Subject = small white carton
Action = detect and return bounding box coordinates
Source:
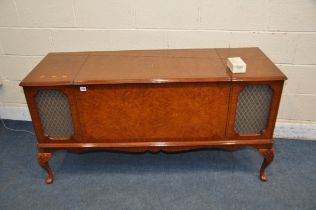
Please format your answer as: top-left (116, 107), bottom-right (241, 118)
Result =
top-left (227, 57), bottom-right (247, 73)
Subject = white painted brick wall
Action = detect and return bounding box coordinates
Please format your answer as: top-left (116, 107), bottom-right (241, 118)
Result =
top-left (15, 0), bottom-right (75, 27)
top-left (167, 31), bottom-right (229, 48)
top-left (268, 0), bottom-right (316, 32)
top-left (293, 34), bottom-right (316, 65)
top-left (0, 103), bottom-right (31, 121)
top-left (0, 40), bottom-right (4, 54)
top-left (0, 0), bottom-right (315, 123)
top-left (0, 55), bottom-right (43, 80)
top-left (279, 95), bottom-right (316, 121)
top-left (0, 80), bottom-right (25, 103)
top-left (0, 0), bottom-right (19, 27)
top-left (107, 30), bottom-right (168, 50)
top-left (279, 65), bottom-right (316, 95)
top-left (0, 28), bottom-right (53, 55)
top-left (135, 0), bottom-right (199, 29)
top-left (200, 0), bottom-right (270, 31)
top-left (230, 32), bottom-right (297, 64)
top-left (52, 29), bottom-right (168, 52)
top-left (52, 29), bottom-right (110, 52)
top-left (75, 0), bottom-right (135, 28)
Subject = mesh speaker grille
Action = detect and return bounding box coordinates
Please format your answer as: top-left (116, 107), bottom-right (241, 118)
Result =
top-left (234, 85), bottom-right (273, 134)
top-left (35, 90), bottom-right (74, 138)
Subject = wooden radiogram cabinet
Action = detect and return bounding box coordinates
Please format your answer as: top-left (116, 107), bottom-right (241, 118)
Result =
top-left (20, 48), bottom-right (287, 184)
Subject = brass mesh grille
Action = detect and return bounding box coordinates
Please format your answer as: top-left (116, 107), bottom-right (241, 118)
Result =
top-left (234, 85), bottom-right (273, 134)
top-left (35, 90), bottom-right (74, 138)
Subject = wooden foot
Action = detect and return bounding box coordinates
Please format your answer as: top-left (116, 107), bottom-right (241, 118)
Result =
top-left (37, 152), bottom-right (53, 184)
top-left (258, 148), bottom-right (274, 182)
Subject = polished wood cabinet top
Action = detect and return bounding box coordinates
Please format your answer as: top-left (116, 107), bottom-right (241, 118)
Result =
top-left (20, 48), bottom-right (287, 87)
top-left (20, 53), bottom-right (88, 86)
top-left (216, 48), bottom-right (287, 81)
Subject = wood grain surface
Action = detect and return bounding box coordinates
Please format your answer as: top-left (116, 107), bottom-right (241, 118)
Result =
top-left (20, 53), bottom-right (88, 86)
top-left (20, 48), bottom-right (287, 87)
top-left (74, 55), bottom-right (229, 84)
top-left (20, 48), bottom-right (287, 183)
top-left (75, 82), bottom-right (230, 142)
top-left (216, 48), bottom-right (287, 81)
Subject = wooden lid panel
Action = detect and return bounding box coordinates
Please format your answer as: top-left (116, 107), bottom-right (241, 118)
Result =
top-left (229, 57), bottom-right (287, 81)
top-left (216, 48), bottom-right (287, 81)
top-left (20, 48), bottom-right (287, 87)
top-left (216, 48), bottom-right (266, 60)
top-left (75, 55), bottom-right (229, 85)
top-left (20, 53), bottom-right (88, 86)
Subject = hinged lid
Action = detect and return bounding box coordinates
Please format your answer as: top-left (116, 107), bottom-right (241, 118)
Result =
top-left (20, 52), bottom-right (88, 86)
top-left (75, 49), bottom-right (229, 85)
top-left (216, 48), bottom-right (287, 81)
top-left (20, 48), bottom-right (287, 87)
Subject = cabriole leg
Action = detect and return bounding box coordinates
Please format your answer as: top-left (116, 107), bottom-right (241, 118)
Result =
top-left (37, 152), bottom-right (53, 184)
top-left (258, 148), bottom-right (274, 182)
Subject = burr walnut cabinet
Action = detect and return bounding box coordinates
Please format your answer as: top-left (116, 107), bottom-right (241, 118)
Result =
top-left (20, 48), bottom-right (287, 184)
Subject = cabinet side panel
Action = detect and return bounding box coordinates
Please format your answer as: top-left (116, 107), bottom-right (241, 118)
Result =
top-left (35, 89), bottom-right (74, 138)
top-left (24, 87), bottom-right (46, 143)
top-left (23, 86), bottom-right (82, 143)
top-left (75, 83), bottom-right (230, 142)
top-left (227, 81), bottom-right (284, 140)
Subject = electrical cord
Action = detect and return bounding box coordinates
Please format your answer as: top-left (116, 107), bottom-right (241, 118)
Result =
top-left (0, 118), bottom-right (35, 135)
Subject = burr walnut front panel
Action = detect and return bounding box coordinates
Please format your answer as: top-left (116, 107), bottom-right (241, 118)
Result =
top-left (75, 82), bottom-right (230, 142)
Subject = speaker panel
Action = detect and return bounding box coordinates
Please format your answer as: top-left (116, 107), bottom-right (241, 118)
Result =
top-left (234, 85), bottom-right (273, 135)
top-left (35, 89), bottom-right (74, 139)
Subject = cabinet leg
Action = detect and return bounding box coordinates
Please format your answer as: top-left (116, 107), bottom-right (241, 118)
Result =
top-left (37, 152), bottom-right (54, 184)
top-left (258, 148), bottom-right (274, 182)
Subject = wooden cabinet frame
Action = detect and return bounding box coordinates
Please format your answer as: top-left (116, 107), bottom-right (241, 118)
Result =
top-left (20, 48), bottom-right (287, 184)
